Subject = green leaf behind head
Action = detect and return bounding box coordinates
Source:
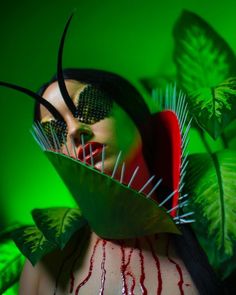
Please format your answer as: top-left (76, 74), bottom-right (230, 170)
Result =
top-left (185, 150), bottom-right (236, 279)
top-left (173, 10), bottom-right (236, 93)
top-left (0, 239), bottom-right (24, 294)
top-left (11, 226), bottom-right (57, 266)
top-left (32, 207), bottom-right (87, 249)
top-left (189, 77), bottom-right (236, 139)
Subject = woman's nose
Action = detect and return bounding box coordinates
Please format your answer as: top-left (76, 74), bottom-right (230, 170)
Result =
top-left (67, 119), bottom-right (93, 146)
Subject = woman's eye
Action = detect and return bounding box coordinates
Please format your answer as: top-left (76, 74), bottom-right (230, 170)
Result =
top-left (41, 120), bottom-right (67, 149)
top-left (75, 85), bottom-right (112, 124)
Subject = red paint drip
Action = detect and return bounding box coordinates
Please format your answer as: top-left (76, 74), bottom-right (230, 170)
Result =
top-left (126, 271), bottom-right (136, 295)
top-left (119, 241), bottom-right (128, 295)
top-left (146, 237), bottom-right (162, 295)
top-left (99, 240), bottom-right (107, 295)
top-left (119, 241), bottom-right (135, 295)
top-left (136, 239), bottom-right (147, 295)
top-left (74, 238), bottom-right (101, 295)
top-left (167, 239), bottom-right (184, 295)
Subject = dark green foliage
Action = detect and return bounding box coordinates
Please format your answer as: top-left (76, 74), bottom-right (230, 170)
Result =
top-left (184, 150), bottom-right (236, 279)
top-left (11, 225), bottom-right (57, 266)
top-left (0, 238), bottom-right (24, 294)
top-left (32, 207), bottom-right (87, 249)
top-left (174, 11), bottom-right (236, 139)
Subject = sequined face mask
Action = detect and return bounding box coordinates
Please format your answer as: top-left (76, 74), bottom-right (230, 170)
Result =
top-left (41, 84), bottom-right (113, 148)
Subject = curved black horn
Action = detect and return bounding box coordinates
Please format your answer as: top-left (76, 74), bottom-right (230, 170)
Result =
top-left (57, 13), bottom-right (77, 115)
top-left (0, 81), bottom-right (65, 121)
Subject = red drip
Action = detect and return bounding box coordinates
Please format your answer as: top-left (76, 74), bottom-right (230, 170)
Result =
top-left (146, 237), bottom-right (162, 295)
top-left (167, 239), bottom-right (184, 295)
top-left (120, 241), bottom-right (128, 295)
top-left (99, 240), bottom-right (107, 295)
top-left (126, 271), bottom-right (136, 295)
top-left (136, 239), bottom-right (147, 295)
top-left (119, 241), bottom-right (135, 295)
top-left (74, 238), bottom-right (101, 295)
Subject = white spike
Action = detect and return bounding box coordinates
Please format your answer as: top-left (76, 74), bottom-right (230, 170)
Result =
top-left (70, 136), bottom-right (78, 159)
top-left (80, 133), bottom-right (86, 163)
top-left (178, 182), bottom-right (185, 193)
top-left (175, 219), bottom-right (195, 224)
top-left (32, 125), bottom-right (47, 149)
top-left (181, 160), bottom-right (189, 176)
top-left (101, 144), bottom-right (105, 173)
top-left (179, 101), bottom-right (188, 128)
top-left (146, 178), bottom-right (162, 198)
top-left (111, 151), bottom-right (122, 178)
top-left (89, 144), bottom-right (94, 166)
top-left (172, 83), bottom-right (177, 112)
top-left (139, 175), bottom-right (155, 193)
top-left (180, 109), bottom-right (189, 134)
top-left (37, 121), bottom-right (53, 150)
top-left (182, 119), bottom-right (192, 147)
top-left (176, 92), bottom-right (184, 117)
top-left (174, 211), bottom-right (194, 220)
top-left (180, 171), bottom-right (186, 185)
top-left (120, 162), bottom-right (125, 183)
top-left (128, 166), bottom-right (139, 188)
top-left (181, 152), bottom-right (189, 168)
top-left (167, 200), bottom-right (189, 213)
top-left (62, 133), bottom-right (70, 157)
top-left (182, 137), bottom-right (190, 157)
top-left (179, 193), bottom-right (188, 201)
top-left (158, 189), bottom-right (177, 207)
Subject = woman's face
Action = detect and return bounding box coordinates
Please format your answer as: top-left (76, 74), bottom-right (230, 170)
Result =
top-left (40, 79), bottom-right (142, 173)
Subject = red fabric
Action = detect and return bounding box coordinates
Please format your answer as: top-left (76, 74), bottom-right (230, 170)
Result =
top-left (151, 111), bottom-right (182, 217)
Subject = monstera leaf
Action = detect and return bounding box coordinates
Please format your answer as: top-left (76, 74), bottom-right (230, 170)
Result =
top-left (45, 151), bottom-right (180, 239)
top-left (173, 10), bottom-right (236, 93)
top-left (12, 226), bottom-right (57, 266)
top-left (188, 78), bottom-right (236, 139)
top-left (0, 239), bottom-right (24, 294)
top-left (184, 149), bottom-right (236, 279)
top-left (32, 207), bottom-right (87, 249)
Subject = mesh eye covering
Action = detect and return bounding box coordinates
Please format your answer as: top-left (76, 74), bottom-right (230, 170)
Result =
top-left (75, 85), bottom-right (113, 124)
top-left (41, 85), bottom-right (113, 147)
top-left (41, 120), bottom-right (67, 148)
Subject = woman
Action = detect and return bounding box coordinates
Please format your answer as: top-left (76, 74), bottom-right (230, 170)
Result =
top-left (15, 68), bottom-right (221, 295)
top-left (0, 15), bottom-right (223, 295)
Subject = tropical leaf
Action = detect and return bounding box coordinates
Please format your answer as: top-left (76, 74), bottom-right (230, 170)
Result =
top-left (189, 77), bottom-right (236, 139)
top-left (2, 282), bottom-right (19, 295)
top-left (0, 239), bottom-right (24, 294)
top-left (45, 151), bottom-right (180, 239)
top-left (32, 207), bottom-right (87, 249)
top-left (184, 149), bottom-right (236, 279)
top-left (11, 226), bottom-right (57, 266)
top-left (173, 10), bottom-right (236, 93)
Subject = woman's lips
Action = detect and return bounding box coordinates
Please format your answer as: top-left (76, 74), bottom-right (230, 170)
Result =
top-left (77, 142), bottom-right (104, 164)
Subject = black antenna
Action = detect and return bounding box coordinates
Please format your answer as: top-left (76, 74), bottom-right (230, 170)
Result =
top-left (0, 81), bottom-right (65, 121)
top-left (57, 13), bottom-right (77, 115)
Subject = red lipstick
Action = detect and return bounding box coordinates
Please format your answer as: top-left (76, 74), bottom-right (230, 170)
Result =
top-left (77, 142), bottom-right (103, 164)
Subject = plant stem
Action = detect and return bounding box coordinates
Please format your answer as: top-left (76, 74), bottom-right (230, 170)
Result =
top-left (198, 128), bottom-right (212, 155)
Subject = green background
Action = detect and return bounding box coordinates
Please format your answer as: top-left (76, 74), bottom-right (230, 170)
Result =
top-left (0, 0), bottom-right (236, 227)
